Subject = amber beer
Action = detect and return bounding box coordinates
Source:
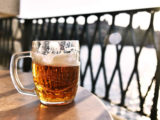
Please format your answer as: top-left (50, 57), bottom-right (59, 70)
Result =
top-left (32, 62), bottom-right (79, 104)
top-left (10, 40), bottom-right (79, 105)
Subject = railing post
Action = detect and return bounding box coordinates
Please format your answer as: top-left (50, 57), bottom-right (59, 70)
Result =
top-left (151, 38), bottom-right (160, 120)
top-left (150, 11), bottom-right (159, 120)
top-left (21, 19), bottom-right (32, 71)
top-left (150, 60), bottom-right (160, 120)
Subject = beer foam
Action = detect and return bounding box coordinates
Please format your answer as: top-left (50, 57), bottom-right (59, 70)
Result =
top-left (31, 52), bottom-right (80, 66)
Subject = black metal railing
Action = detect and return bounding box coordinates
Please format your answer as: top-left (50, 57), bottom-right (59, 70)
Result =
top-left (0, 7), bottom-right (160, 120)
top-left (0, 18), bottom-right (14, 68)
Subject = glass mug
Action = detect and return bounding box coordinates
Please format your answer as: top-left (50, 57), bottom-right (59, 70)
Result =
top-left (10, 40), bottom-right (80, 105)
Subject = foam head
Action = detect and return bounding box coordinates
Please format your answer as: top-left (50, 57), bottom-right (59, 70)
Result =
top-left (31, 52), bottom-right (80, 66)
top-left (31, 40), bottom-right (80, 66)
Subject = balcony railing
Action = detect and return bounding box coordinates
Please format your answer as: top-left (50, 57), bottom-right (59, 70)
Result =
top-left (0, 7), bottom-right (160, 120)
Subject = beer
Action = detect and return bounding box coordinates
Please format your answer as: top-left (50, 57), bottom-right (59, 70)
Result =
top-left (32, 62), bottom-right (79, 104)
top-left (10, 40), bottom-right (80, 105)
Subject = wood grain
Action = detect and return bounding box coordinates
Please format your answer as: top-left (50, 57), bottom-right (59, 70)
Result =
top-left (0, 70), bottom-right (113, 120)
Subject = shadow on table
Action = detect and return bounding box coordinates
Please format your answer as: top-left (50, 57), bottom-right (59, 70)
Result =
top-left (0, 83), bottom-right (33, 99)
top-left (0, 73), bottom-right (10, 79)
top-left (0, 89), bottom-right (17, 98)
top-left (0, 100), bottom-right (77, 120)
top-left (0, 90), bottom-right (93, 120)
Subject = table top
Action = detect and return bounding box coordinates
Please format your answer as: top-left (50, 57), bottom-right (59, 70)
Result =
top-left (0, 70), bottom-right (113, 120)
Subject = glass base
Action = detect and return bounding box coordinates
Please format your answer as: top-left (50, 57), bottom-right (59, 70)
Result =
top-left (40, 99), bottom-right (73, 106)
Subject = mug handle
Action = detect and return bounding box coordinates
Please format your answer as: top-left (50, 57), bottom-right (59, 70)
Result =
top-left (10, 51), bottom-right (36, 96)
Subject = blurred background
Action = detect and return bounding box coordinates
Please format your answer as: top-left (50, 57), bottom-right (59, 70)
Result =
top-left (0, 0), bottom-right (160, 120)
top-left (19, 0), bottom-right (160, 30)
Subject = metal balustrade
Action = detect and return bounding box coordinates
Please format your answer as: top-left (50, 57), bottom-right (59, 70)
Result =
top-left (0, 7), bottom-right (160, 120)
top-left (0, 18), bottom-right (14, 68)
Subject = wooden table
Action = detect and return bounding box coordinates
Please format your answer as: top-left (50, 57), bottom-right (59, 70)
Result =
top-left (0, 70), bottom-right (113, 120)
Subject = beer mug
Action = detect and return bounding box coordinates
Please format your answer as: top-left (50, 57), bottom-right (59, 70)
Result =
top-left (10, 40), bottom-right (80, 105)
